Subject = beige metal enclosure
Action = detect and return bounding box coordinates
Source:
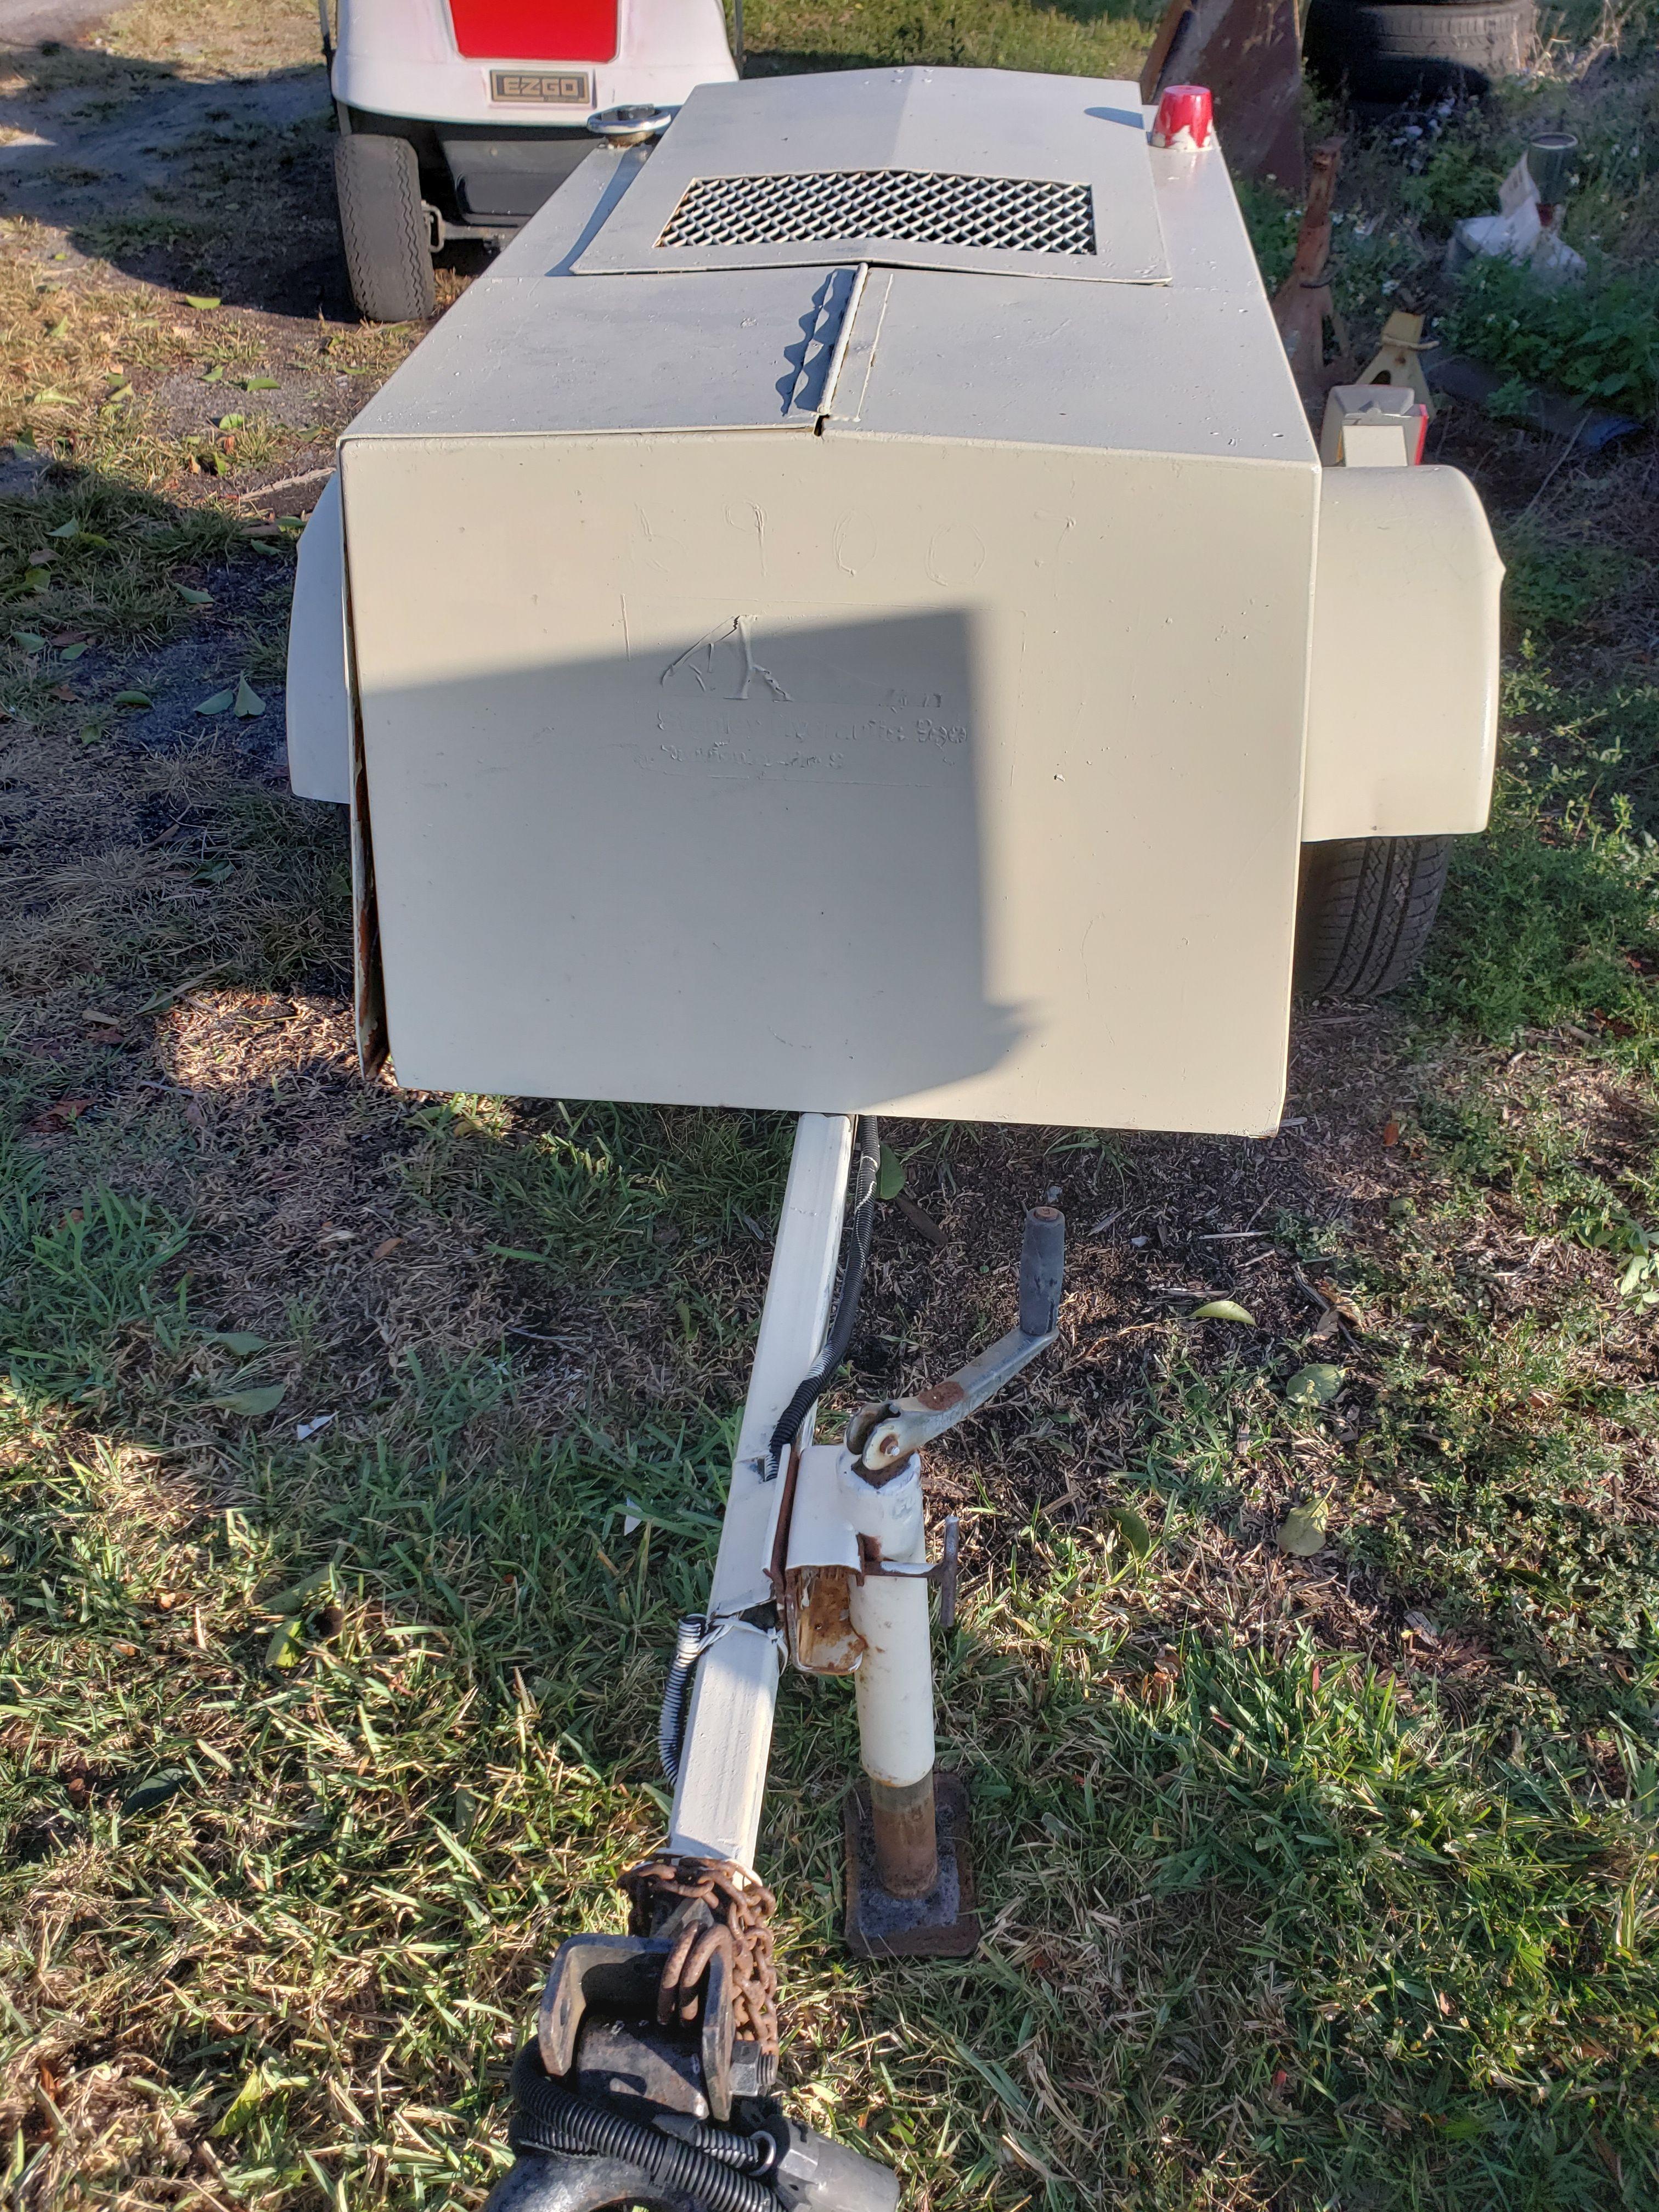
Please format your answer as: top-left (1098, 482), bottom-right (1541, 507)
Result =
top-left (290, 67), bottom-right (1502, 1136)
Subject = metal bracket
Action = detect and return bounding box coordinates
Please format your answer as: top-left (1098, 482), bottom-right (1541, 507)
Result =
top-left (495, 1897), bottom-right (898, 2212)
top-left (423, 201), bottom-right (517, 251)
top-left (776, 1446), bottom-right (961, 1669)
top-left (536, 1856), bottom-right (780, 2130)
top-left (856, 1518), bottom-right (959, 1630)
top-left (535, 1933), bottom-right (750, 2120)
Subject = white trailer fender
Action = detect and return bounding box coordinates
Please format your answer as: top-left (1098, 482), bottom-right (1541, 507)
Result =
top-left (1302, 464), bottom-right (1504, 842)
top-left (285, 473), bottom-right (352, 806)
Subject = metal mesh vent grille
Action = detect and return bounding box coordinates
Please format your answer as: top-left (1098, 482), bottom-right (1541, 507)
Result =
top-left (656, 167), bottom-right (1096, 256)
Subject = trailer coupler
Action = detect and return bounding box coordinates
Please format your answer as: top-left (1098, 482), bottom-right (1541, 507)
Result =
top-left (484, 1854), bottom-right (898, 2212)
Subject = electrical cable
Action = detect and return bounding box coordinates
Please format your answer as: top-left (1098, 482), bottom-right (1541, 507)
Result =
top-left (509, 2046), bottom-right (777, 2212)
top-left (658, 1616), bottom-right (706, 1786)
top-left (766, 1115), bottom-right (879, 1477)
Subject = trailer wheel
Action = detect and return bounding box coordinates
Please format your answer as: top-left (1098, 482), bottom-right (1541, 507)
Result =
top-left (1295, 836), bottom-right (1451, 997)
top-left (335, 133), bottom-right (435, 324)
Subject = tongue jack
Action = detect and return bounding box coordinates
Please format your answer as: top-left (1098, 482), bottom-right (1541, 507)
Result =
top-left (840, 1206), bottom-right (1065, 1957)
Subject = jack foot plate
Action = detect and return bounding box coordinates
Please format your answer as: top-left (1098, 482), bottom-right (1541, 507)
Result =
top-left (843, 1771), bottom-right (979, 1960)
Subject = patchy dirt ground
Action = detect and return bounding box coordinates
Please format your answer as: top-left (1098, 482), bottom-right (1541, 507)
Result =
top-left (0, 9), bottom-right (335, 303)
top-left (0, 2), bottom-right (112, 46)
top-left (0, 0), bottom-right (456, 531)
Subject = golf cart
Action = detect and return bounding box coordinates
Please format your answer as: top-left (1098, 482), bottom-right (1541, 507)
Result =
top-left (325, 0), bottom-right (737, 321)
top-left (284, 64), bottom-right (1502, 2207)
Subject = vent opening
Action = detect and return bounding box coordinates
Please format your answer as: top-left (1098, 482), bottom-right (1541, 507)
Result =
top-left (656, 168), bottom-right (1097, 256)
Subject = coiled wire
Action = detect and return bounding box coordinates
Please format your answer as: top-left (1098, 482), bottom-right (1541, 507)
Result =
top-left (509, 2045), bottom-right (777, 2212)
top-left (658, 1616), bottom-right (707, 1787)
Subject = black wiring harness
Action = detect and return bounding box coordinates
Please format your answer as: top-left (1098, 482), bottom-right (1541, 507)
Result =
top-left (765, 1114), bottom-right (880, 1478)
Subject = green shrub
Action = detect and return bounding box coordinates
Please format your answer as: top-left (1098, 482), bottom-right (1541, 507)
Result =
top-left (1417, 663), bottom-right (1659, 1039)
top-left (1235, 174), bottom-right (1298, 295)
top-left (1439, 253), bottom-right (1659, 418)
top-left (1400, 138), bottom-right (1508, 229)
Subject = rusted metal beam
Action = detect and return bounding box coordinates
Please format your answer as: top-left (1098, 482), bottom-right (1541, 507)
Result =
top-left (1140, 0), bottom-right (1307, 193)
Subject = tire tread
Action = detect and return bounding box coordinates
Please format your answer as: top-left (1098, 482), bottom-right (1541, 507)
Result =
top-left (1296, 836), bottom-right (1452, 998)
top-left (335, 133), bottom-right (435, 325)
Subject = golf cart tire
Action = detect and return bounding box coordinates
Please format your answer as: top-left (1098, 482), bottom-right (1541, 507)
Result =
top-left (336, 132), bottom-right (435, 325)
top-left (1296, 835), bottom-right (1451, 998)
top-left (1304, 0), bottom-right (1535, 100)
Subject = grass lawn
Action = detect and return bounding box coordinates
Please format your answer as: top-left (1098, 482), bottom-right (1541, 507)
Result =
top-left (2, 1), bottom-right (1659, 2207)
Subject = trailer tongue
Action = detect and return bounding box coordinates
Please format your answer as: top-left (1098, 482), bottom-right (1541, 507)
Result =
top-left (481, 1115), bottom-right (1063, 2212)
top-left (285, 63), bottom-right (1501, 2207)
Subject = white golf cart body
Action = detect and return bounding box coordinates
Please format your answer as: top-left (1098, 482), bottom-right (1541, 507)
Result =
top-left (332, 0), bottom-right (735, 227)
top-left (288, 66), bottom-right (1501, 1137)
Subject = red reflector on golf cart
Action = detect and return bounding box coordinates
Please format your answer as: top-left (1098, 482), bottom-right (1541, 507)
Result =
top-left (449, 0), bottom-right (618, 64)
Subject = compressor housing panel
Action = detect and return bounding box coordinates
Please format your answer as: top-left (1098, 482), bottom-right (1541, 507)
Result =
top-left (341, 428), bottom-right (1315, 1132)
top-left (328, 67), bottom-right (1337, 1132)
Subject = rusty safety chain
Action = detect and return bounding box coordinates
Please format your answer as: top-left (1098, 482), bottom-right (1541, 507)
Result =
top-left (620, 1854), bottom-right (779, 2057)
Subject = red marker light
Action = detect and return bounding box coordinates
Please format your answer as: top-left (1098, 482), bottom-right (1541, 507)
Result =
top-left (1151, 83), bottom-right (1214, 152)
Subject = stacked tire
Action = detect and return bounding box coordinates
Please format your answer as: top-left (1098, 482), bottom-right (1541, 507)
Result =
top-left (1303, 0), bottom-right (1536, 102)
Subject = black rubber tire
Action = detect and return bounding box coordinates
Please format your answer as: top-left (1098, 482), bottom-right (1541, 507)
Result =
top-left (1295, 836), bottom-right (1452, 997)
top-left (1304, 0), bottom-right (1535, 101)
top-left (335, 132), bottom-right (435, 324)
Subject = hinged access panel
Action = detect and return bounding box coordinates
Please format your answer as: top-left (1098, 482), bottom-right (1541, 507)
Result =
top-left (574, 67), bottom-right (1170, 284)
